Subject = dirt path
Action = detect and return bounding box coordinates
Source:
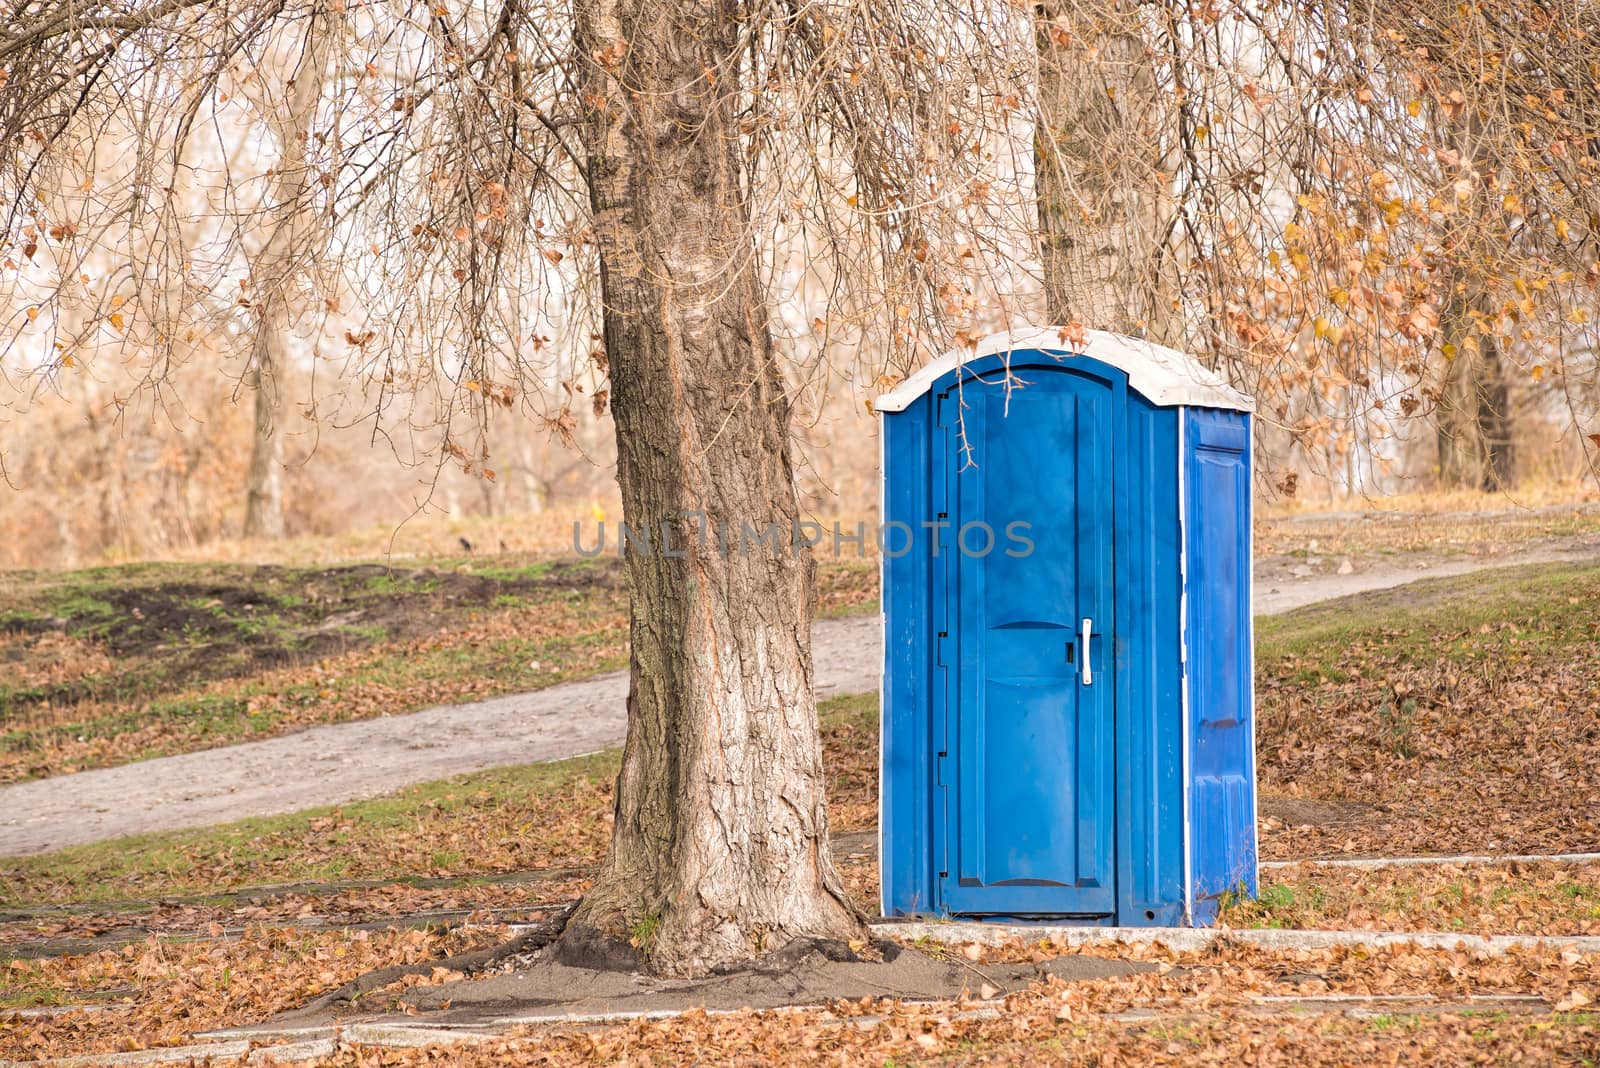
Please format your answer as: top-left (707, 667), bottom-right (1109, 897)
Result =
top-left (4, 537), bottom-right (1597, 858)
top-left (1253, 538), bottom-right (1600, 614)
top-left (0, 614), bottom-right (876, 857)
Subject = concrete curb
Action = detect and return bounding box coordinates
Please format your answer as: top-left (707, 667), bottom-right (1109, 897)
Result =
top-left (15, 1042), bottom-right (252, 1067)
top-left (244, 1039), bottom-right (337, 1065)
top-left (874, 920), bottom-right (1600, 956)
top-left (2, 1005), bottom-right (124, 1019)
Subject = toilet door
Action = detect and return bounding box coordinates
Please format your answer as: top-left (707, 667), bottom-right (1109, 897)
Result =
top-left (935, 367), bottom-right (1116, 917)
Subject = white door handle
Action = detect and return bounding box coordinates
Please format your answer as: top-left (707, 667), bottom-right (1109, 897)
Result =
top-left (1080, 617), bottom-right (1093, 686)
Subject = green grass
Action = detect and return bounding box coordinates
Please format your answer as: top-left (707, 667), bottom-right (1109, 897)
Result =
top-left (0, 554), bottom-right (877, 781)
top-left (1362, 1010), bottom-right (1600, 1038)
top-left (469, 561), bottom-right (558, 583)
top-left (0, 750), bottom-right (622, 908)
top-left (1220, 881), bottom-right (1328, 929)
top-left (0, 630), bottom-right (628, 769)
top-left (362, 572), bottom-right (441, 595)
top-left (1256, 560), bottom-right (1600, 681)
top-left (0, 975), bottom-right (123, 1011)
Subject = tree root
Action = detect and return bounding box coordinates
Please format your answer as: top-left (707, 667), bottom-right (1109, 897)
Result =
top-left (297, 901), bottom-right (578, 1015)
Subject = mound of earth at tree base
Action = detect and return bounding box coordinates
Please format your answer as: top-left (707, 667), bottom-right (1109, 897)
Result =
top-left (339, 937), bottom-right (1153, 1026)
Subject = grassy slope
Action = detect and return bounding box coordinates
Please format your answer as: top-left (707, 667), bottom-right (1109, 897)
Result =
top-left (1254, 500), bottom-right (1600, 560)
top-left (4, 560), bottom-right (1598, 922)
top-left (0, 556), bottom-right (876, 782)
top-left (1255, 560), bottom-right (1600, 858)
top-left (0, 694), bottom-right (879, 908)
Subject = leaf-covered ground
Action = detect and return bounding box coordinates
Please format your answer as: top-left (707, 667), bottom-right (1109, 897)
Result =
top-left (0, 557), bottom-right (876, 783)
top-left (1, 924), bottom-right (509, 1059)
top-left (3, 661), bottom-right (1598, 1062)
top-left (0, 698), bottom-right (884, 1060)
top-left (4, 930), bottom-right (1598, 1063)
top-left (1227, 861), bottom-right (1600, 936)
top-left (1256, 560), bottom-right (1600, 859)
top-left (475, 933), bottom-right (1600, 1066)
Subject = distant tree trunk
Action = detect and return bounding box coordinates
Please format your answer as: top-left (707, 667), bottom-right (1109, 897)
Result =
top-left (563, 0), bottom-right (862, 975)
top-left (1433, 114), bottom-right (1515, 492)
top-left (1435, 277), bottom-right (1515, 490)
top-left (243, 6), bottom-right (334, 539)
top-left (243, 356), bottom-right (286, 539)
top-left (517, 440), bottom-right (549, 515)
top-left (1034, 1), bottom-right (1175, 340)
top-left (86, 403), bottom-right (128, 556)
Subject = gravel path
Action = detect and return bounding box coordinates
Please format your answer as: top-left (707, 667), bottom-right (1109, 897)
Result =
top-left (3, 541), bottom-right (1596, 858)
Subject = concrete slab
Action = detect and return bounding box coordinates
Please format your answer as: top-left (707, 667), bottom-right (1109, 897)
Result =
top-left (342, 1023), bottom-right (498, 1047)
top-left (875, 920), bottom-right (1600, 957)
top-left (246, 1039), bottom-right (338, 1064)
top-left (193, 1026), bottom-right (338, 1044)
top-left (2, 1005), bottom-right (124, 1019)
top-left (1263, 851), bottom-right (1600, 870)
top-left (32, 1041), bottom-right (251, 1067)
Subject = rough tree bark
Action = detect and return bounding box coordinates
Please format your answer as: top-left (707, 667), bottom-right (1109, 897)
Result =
top-left (562, 0), bottom-right (864, 975)
top-left (243, 7), bottom-right (334, 540)
top-left (1034, 1), bottom-right (1175, 340)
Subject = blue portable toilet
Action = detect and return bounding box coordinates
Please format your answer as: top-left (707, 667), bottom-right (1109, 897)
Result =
top-left (876, 327), bottom-right (1255, 926)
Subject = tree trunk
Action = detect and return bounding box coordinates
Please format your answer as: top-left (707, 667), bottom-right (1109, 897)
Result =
top-left (1034, 1), bottom-right (1175, 340)
top-left (564, 0), bottom-right (862, 975)
top-left (1435, 278), bottom-right (1515, 490)
top-left (518, 440), bottom-right (549, 515)
top-left (1433, 113), bottom-right (1515, 492)
top-left (243, 359), bottom-right (286, 539)
top-left (243, 6), bottom-right (335, 539)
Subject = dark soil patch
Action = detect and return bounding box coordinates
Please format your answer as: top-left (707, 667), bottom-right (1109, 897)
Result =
top-left (347, 937), bottom-right (1151, 1025)
top-left (1260, 797), bottom-right (1377, 831)
top-left (0, 557), bottom-right (625, 710)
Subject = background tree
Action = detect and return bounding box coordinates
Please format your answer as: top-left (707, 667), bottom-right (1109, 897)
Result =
top-left (1033, 0), bottom-right (1176, 340)
top-left (239, 5), bottom-right (339, 538)
top-left (1028, 0), bottom-right (1600, 493)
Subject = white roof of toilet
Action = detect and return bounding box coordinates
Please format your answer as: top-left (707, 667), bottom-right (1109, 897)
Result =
top-left (872, 327), bottom-right (1255, 414)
